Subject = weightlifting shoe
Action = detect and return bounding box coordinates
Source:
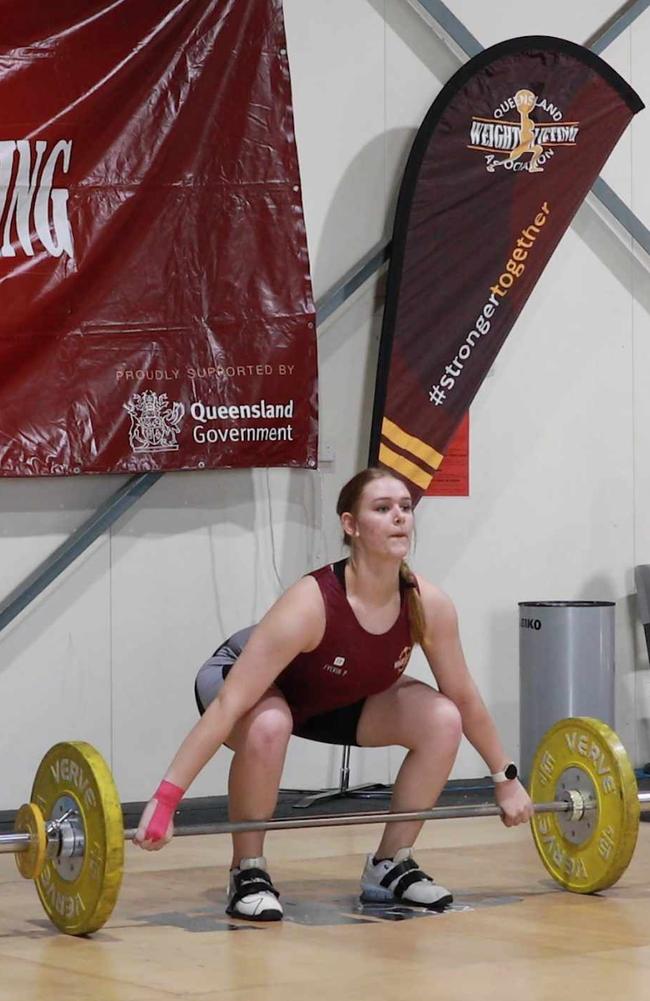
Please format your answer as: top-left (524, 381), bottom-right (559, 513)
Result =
top-left (360, 847), bottom-right (453, 909)
top-left (226, 856), bottom-right (283, 921)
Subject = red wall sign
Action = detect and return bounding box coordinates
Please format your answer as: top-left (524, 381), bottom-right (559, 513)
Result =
top-left (0, 0), bottom-right (317, 476)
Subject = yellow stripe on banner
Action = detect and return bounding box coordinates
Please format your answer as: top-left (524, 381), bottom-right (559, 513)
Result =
top-left (378, 443), bottom-right (433, 491)
top-left (381, 418), bottom-right (444, 471)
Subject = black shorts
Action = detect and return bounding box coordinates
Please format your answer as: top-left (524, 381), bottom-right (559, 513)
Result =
top-left (194, 631), bottom-right (364, 746)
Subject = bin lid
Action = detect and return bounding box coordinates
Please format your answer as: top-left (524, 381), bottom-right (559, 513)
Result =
top-left (518, 601), bottom-right (615, 607)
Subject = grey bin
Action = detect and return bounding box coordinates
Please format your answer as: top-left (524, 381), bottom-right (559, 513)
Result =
top-left (519, 601), bottom-right (615, 782)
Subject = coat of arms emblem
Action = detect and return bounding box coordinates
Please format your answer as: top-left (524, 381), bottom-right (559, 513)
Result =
top-left (124, 390), bottom-right (185, 452)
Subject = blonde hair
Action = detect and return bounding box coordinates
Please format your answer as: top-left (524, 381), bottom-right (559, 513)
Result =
top-left (336, 468), bottom-right (426, 646)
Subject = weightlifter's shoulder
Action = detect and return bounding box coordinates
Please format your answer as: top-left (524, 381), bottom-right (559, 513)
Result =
top-left (254, 573), bottom-right (325, 652)
top-left (414, 576), bottom-right (459, 628)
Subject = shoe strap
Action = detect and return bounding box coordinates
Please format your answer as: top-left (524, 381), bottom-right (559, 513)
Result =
top-left (391, 869), bottom-right (435, 899)
top-left (380, 857), bottom-right (433, 898)
top-left (230, 868), bottom-right (280, 906)
top-left (379, 857), bottom-right (418, 888)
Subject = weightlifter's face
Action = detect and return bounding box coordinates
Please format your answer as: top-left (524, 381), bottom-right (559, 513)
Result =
top-left (347, 476), bottom-right (413, 558)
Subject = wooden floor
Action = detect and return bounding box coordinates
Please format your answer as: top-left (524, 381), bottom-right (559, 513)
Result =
top-left (2, 817), bottom-right (650, 1001)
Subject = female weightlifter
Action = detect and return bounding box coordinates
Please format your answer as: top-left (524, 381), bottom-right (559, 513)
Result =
top-left (135, 467), bottom-right (533, 920)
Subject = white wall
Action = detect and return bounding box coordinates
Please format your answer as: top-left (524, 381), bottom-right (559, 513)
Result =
top-left (1, 1), bottom-right (648, 809)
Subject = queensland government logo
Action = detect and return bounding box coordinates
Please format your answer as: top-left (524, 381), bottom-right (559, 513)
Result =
top-left (468, 89), bottom-right (579, 174)
top-left (124, 391), bottom-right (185, 453)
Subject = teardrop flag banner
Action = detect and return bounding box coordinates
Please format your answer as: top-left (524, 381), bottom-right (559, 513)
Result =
top-left (0, 0), bottom-right (317, 476)
top-left (369, 36), bottom-right (643, 501)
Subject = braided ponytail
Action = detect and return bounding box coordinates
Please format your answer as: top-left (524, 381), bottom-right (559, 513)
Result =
top-left (399, 560), bottom-right (426, 646)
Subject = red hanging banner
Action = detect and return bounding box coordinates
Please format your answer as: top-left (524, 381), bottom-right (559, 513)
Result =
top-left (369, 37), bottom-right (643, 502)
top-left (0, 0), bottom-right (317, 476)
top-left (425, 413), bottom-right (469, 497)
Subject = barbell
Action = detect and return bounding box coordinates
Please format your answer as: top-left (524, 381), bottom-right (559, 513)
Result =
top-left (0, 715), bottom-right (647, 936)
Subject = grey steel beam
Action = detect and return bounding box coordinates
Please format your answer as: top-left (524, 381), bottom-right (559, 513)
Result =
top-left (587, 0), bottom-right (650, 54)
top-left (408, 0), bottom-right (649, 58)
top-left (591, 176), bottom-right (650, 254)
top-left (405, 0), bottom-right (482, 57)
top-left (316, 238), bottom-right (391, 325)
top-left (0, 474), bottom-right (162, 634)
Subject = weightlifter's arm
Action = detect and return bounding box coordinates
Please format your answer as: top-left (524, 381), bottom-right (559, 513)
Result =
top-left (134, 576), bottom-right (324, 849)
top-left (417, 577), bottom-right (533, 827)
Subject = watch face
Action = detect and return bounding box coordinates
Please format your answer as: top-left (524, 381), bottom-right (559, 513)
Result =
top-left (505, 763), bottom-right (518, 781)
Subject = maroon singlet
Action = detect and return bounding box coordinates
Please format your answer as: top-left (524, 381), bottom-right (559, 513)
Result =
top-left (275, 559), bottom-right (413, 726)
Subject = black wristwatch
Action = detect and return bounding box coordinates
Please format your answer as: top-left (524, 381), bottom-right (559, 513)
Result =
top-left (491, 763), bottom-right (518, 783)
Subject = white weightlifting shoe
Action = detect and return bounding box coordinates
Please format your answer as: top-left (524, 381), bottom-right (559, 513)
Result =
top-left (226, 856), bottom-right (283, 921)
top-left (360, 847), bottom-right (453, 910)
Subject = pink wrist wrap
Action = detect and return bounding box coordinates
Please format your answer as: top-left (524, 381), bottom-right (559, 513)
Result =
top-left (145, 780), bottom-right (184, 842)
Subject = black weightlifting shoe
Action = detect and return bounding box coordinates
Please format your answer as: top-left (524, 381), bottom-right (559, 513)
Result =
top-left (226, 856), bottom-right (283, 921)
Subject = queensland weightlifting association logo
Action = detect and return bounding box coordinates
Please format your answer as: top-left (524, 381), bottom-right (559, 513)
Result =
top-left (468, 89), bottom-right (580, 173)
top-left (393, 646), bottom-right (412, 674)
top-left (124, 390), bottom-right (185, 453)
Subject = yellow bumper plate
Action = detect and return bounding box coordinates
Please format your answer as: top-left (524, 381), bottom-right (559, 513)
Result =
top-left (31, 741), bottom-right (124, 935)
top-left (530, 716), bottom-right (639, 893)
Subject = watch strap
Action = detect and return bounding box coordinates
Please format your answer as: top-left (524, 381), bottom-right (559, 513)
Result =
top-left (491, 763), bottom-right (518, 783)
